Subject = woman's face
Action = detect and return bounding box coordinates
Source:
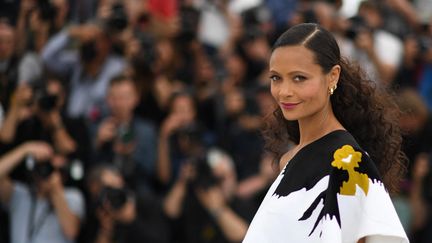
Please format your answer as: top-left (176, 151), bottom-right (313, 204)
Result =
top-left (269, 45), bottom-right (337, 122)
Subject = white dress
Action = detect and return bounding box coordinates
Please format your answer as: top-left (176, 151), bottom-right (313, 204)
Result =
top-left (243, 130), bottom-right (409, 243)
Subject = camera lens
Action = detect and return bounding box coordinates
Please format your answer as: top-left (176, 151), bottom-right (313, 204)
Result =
top-left (99, 186), bottom-right (129, 210)
top-left (33, 162), bottom-right (55, 179)
top-left (38, 94), bottom-right (58, 112)
top-left (190, 157), bottom-right (220, 189)
top-left (80, 41), bottom-right (98, 63)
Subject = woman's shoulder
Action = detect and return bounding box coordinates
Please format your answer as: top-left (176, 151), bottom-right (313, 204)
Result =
top-left (319, 129), bottom-right (360, 151)
top-left (292, 130), bottom-right (361, 166)
top-left (287, 130), bottom-right (379, 178)
top-left (322, 130), bottom-right (381, 179)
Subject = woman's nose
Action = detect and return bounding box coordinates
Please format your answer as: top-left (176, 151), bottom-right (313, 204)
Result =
top-left (278, 81), bottom-right (294, 97)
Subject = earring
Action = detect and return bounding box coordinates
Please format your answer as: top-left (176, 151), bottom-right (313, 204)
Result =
top-left (329, 84), bottom-right (337, 95)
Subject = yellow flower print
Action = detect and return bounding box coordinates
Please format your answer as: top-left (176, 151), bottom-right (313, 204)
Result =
top-left (331, 145), bottom-right (369, 196)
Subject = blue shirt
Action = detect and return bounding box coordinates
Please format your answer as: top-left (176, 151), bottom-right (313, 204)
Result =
top-left (41, 30), bottom-right (126, 119)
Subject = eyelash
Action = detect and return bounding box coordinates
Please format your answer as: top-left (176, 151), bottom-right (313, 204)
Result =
top-left (293, 75), bottom-right (306, 82)
top-left (269, 75), bottom-right (281, 82)
top-left (269, 75), bottom-right (307, 83)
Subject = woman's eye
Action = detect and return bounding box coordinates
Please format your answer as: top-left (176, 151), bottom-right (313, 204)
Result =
top-left (269, 75), bottom-right (281, 82)
top-left (293, 75), bottom-right (306, 82)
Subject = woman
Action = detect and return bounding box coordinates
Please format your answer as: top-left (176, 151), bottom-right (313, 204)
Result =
top-left (243, 23), bottom-right (408, 243)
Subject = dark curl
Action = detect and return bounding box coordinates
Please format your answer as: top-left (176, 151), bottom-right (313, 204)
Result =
top-left (263, 23), bottom-right (406, 193)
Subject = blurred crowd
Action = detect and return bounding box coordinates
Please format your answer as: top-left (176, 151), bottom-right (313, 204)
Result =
top-left (0, 0), bottom-right (431, 242)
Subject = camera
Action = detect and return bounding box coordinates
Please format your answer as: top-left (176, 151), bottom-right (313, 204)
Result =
top-left (107, 2), bottom-right (128, 33)
top-left (26, 155), bottom-right (84, 181)
top-left (117, 124), bottom-right (135, 144)
top-left (25, 154), bottom-right (54, 179)
top-left (33, 161), bottom-right (55, 179)
top-left (37, 93), bottom-right (58, 112)
top-left (344, 16), bottom-right (369, 40)
top-left (37, 0), bottom-right (57, 22)
top-left (80, 40), bottom-right (98, 63)
top-left (189, 155), bottom-right (220, 190)
top-left (97, 186), bottom-right (129, 210)
top-left (135, 31), bottom-right (157, 66)
top-left (241, 5), bottom-right (270, 28)
top-left (177, 6), bottom-right (200, 43)
top-left (175, 124), bottom-right (204, 144)
top-left (29, 81), bottom-right (59, 112)
top-left (418, 36), bottom-right (431, 53)
top-left (173, 123), bottom-right (207, 157)
top-left (242, 26), bottom-right (264, 43)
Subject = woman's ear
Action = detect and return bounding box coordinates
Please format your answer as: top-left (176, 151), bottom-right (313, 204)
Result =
top-left (328, 64), bottom-right (341, 88)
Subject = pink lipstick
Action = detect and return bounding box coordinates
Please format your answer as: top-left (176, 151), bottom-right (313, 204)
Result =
top-left (280, 102), bottom-right (299, 110)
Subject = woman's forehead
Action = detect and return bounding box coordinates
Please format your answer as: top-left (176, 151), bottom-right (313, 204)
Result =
top-left (269, 45), bottom-right (321, 73)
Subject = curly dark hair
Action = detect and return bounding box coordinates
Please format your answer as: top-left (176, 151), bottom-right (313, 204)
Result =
top-left (263, 23), bottom-right (406, 193)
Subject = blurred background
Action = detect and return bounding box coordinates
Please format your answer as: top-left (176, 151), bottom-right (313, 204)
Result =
top-left (0, 0), bottom-right (431, 242)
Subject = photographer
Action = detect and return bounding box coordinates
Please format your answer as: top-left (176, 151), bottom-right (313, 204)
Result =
top-left (157, 91), bottom-right (215, 187)
top-left (0, 20), bottom-right (20, 111)
top-left (0, 84), bottom-right (33, 147)
top-left (41, 21), bottom-right (125, 119)
top-left (80, 164), bottom-right (170, 243)
top-left (0, 77), bottom-right (89, 166)
top-left (0, 142), bottom-right (84, 243)
top-left (15, 0), bottom-right (70, 84)
top-left (163, 148), bottom-right (255, 243)
top-left (340, 0), bottom-right (403, 86)
top-left (94, 75), bottom-right (157, 194)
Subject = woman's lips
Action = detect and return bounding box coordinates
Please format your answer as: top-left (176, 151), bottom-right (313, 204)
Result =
top-left (280, 102), bottom-right (300, 110)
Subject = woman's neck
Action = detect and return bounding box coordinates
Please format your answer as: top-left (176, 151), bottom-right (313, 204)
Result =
top-left (297, 105), bottom-right (344, 147)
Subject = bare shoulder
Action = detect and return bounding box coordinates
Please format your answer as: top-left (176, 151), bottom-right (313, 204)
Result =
top-left (279, 149), bottom-right (294, 171)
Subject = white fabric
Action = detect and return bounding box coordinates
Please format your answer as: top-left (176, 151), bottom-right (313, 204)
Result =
top-left (338, 30), bottom-right (403, 84)
top-left (18, 52), bottom-right (43, 84)
top-left (198, 4), bottom-right (230, 48)
top-left (374, 30), bottom-right (403, 68)
top-left (243, 158), bottom-right (408, 243)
